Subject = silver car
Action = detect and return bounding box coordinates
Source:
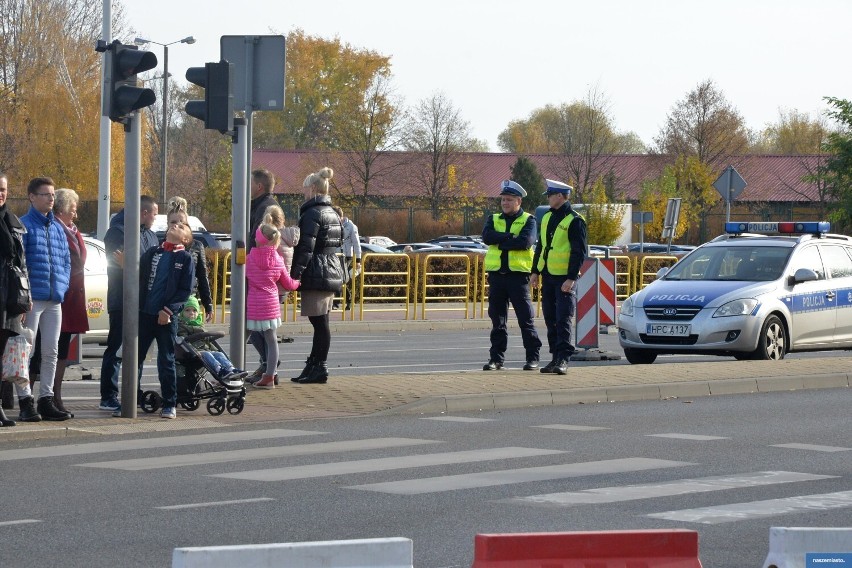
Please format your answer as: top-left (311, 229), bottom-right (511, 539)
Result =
top-left (618, 222), bottom-right (852, 364)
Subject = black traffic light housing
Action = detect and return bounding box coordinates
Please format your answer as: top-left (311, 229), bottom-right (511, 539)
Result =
top-left (185, 60), bottom-right (234, 134)
top-left (102, 40), bottom-right (158, 123)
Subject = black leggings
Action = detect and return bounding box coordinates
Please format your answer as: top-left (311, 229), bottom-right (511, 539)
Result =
top-left (308, 314), bottom-right (331, 362)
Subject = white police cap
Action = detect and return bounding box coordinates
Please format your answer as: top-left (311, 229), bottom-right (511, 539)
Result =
top-left (500, 180), bottom-right (527, 198)
top-left (544, 179), bottom-right (572, 196)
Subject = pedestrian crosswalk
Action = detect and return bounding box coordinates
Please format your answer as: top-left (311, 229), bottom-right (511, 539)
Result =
top-left (4, 420), bottom-right (852, 529)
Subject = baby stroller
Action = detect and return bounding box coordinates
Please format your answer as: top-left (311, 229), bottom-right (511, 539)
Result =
top-left (140, 331), bottom-right (247, 416)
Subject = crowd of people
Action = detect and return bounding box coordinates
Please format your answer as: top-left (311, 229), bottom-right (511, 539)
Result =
top-left (0, 166), bottom-right (584, 426)
top-left (0, 166), bottom-right (347, 425)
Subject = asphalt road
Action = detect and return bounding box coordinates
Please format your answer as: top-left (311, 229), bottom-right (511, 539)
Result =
top-left (1, 388), bottom-right (849, 567)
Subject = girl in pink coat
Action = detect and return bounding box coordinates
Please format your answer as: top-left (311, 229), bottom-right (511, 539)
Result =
top-left (246, 223), bottom-right (300, 389)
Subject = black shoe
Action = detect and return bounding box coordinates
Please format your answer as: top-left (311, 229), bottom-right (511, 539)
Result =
top-left (298, 361), bottom-right (328, 384)
top-left (553, 359), bottom-right (569, 375)
top-left (0, 406), bottom-right (15, 427)
top-left (17, 396), bottom-right (42, 422)
top-left (539, 359), bottom-right (558, 373)
top-left (523, 360), bottom-right (539, 371)
top-left (482, 360), bottom-right (503, 371)
top-left (291, 357), bottom-right (315, 382)
top-left (37, 396), bottom-right (71, 421)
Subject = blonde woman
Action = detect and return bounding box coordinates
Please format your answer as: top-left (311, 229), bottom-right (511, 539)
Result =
top-left (288, 167), bottom-right (343, 384)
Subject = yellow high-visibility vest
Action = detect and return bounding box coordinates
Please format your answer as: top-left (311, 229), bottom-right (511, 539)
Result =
top-left (536, 210), bottom-right (582, 275)
top-left (484, 212), bottom-right (534, 273)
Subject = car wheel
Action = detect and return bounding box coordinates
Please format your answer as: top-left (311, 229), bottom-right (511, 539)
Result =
top-left (624, 348), bottom-right (657, 364)
top-left (750, 314), bottom-right (786, 360)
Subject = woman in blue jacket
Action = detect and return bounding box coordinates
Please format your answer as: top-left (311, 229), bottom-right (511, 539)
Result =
top-left (19, 177), bottom-right (71, 421)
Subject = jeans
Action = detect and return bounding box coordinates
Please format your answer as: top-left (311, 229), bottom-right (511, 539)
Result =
top-left (100, 311), bottom-right (122, 401)
top-left (137, 312), bottom-right (178, 407)
top-left (24, 300), bottom-right (62, 399)
top-left (200, 351), bottom-right (235, 377)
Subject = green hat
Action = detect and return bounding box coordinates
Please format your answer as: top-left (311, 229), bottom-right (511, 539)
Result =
top-left (180, 296), bottom-right (203, 326)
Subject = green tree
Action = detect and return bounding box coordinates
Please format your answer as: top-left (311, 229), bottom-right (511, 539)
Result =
top-left (672, 155), bottom-right (719, 239)
top-left (751, 109), bottom-right (830, 154)
top-left (509, 156), bottom-right (545, 210)
top-left (583, 178), bottom-right (627, 246)
top-left (638, 167), bottom-right (689, 241)
top-left (820, 97), bottom-right (852, 231)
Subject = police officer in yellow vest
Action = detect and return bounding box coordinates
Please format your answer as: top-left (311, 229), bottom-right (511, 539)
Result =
top-left (481, 180), bottom-right (542, 371)
top-left (530, 179), bottom-right (588, 375)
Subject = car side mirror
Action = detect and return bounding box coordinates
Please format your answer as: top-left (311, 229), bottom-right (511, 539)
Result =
top-left (789, 267), bottom-right (818, 285)
top-left (656, 267), bottom-right (669, 279)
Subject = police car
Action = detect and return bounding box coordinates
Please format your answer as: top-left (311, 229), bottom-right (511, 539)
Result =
top-left (617, 222), bottom-right (852, 364)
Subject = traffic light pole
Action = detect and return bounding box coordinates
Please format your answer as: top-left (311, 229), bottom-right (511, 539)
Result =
top-left (229, 118), bottom-right (248, 368)
top-left (120, 112), bottom-right (142, 418)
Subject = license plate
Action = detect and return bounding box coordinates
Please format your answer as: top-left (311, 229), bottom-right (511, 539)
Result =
top-left (646, 323), bottom-right (691, 336)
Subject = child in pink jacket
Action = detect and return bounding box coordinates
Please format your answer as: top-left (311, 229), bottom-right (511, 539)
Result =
top-left (246, 223), bottom-right (300, 389)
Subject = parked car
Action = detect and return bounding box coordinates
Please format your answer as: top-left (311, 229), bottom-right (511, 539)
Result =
top-left (588, 245), bottom-right (624, 257)
top-left (360, 243), bottom-right (397, 254)
top-left (618, 221), bottom-right (852, 364)
top-left (150, 214), bottom-right (206, 233)
top-left (427, 236), bottom-right (487, 250)
top-left (367, 236), bottom-right (397, 247)
top-left (626, 242), bottom-right (694, 254)
top-left (388, 243), bottom-right (441, 253)
top-left (82, 236), bottom-right (109, 343)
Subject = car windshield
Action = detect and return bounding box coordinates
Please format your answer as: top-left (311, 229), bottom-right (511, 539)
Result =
top-left (663, 246), bottom-right (792, 281)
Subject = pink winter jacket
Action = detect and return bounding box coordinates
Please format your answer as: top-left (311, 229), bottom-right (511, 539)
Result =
top-left (246, 245), bottom-right (300, 321)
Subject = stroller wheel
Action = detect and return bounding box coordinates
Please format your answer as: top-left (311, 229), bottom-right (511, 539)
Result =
top-left (226, 397), bottom-right (245, 415)
top-left (180, 383), bottom-right (202, 411)
top-left (207, 396), bottom-right (226, 416)
top-left (140, 391), bottom-right (161, 414)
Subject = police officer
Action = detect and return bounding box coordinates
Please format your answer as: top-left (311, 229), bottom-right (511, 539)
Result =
top-left (530, 179), bottom-right (587, 375)
top-left (481, 180), bottom-right (542, 371)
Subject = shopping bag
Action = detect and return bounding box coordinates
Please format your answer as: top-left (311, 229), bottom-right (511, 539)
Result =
top-left (2, 328), bottom-right (34, 388)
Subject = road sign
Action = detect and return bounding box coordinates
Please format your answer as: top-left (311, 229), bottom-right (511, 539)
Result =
top-left (632, 211), bottom-right (653, 224)
top-left (661, 198), bottom-right (682, 240)
top-left (220, 35), bottom-right (285, 111)
top-left (713, 165), bottom-right (747, 203)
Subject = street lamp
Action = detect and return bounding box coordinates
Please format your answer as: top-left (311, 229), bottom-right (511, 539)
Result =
top-left (134, 35), bottom-right (195, 206)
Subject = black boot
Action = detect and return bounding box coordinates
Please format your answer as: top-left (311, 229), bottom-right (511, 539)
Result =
top-left (0, 405), bottom-right (15, 427)
top-left (1, 380), bottom-right (14, 409)
top-left (17, 396), bottom-right (42, 422)
top-left (37, 396), bottom-right (71, 421)
top-left (291, 357), bottom-right (315, 382)
top-left (539, 358), bottom-right (558, 374)
top-left (298, 361), bottom-right (328, 384)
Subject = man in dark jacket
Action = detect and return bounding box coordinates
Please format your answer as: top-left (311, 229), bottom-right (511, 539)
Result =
top-left (98, 195), bottom-right (159, 411)
top-left (246, 168), bottom-right (280, 379)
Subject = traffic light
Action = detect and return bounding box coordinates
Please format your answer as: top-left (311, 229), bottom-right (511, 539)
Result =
top-left (103, 40), bottom-right (158, 123)
top-left (185, 60), bottom-right (234, 134)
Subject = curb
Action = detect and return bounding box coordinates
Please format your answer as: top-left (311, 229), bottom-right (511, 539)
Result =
top-left (373, 373), bottom-right (851, 416)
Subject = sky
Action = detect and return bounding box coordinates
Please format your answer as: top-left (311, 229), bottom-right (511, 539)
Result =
top-left (121, 0), bottom-right (852, 151)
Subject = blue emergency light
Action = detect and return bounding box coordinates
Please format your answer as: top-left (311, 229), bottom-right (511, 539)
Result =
top-left (725, 221), bottom-right (830, 235)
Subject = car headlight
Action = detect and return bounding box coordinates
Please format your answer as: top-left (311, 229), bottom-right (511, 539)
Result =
top-left (620, 296), bottom-right (635, 317)
top-left (712, 298), bottom-right (758, 318)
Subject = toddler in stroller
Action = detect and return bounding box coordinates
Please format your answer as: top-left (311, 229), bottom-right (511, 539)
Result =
top-left (172, 297), bottom-right (247, 415)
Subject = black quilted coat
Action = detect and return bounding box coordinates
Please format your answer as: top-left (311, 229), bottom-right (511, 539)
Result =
top-left (290, 195), bottom-right (344, 293)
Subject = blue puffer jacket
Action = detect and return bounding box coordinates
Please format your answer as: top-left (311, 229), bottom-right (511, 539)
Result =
top-left (20, 206), bottom-right (71, 302)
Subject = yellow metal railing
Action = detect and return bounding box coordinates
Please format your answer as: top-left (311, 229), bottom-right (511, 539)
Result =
top-left (610, 255), bottom-right (632, 301)
top-left (420, 254), bottom-right (471, 320)
top-left (638, 255), bottom-right (680, 290)
top-left (354, 253), bottom-right (411, 320)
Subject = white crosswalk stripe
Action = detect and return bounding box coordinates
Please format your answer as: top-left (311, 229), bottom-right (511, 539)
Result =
top-left (508, 471), bottom-right (836, 506)
top-left (347, 458), bottom-right (694, 495)
top-left (212, 447), bottom-right (566, 481)
top-left (79, 437), bottom-right (441, 471)
top-left (648, 490), bottom-right (852, 524)
top-left (0, 428), bottom-right (325, 461)
top-left (771, 443), bottom-right (851, 453)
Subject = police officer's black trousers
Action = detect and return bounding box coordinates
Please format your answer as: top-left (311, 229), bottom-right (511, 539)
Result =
top-left (487, 272), bottom-right (541, 363)
top-left (540, 273), bottom-right (576, 360)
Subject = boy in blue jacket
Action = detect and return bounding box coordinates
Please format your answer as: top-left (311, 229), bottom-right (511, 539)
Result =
top-left (136, 219), bottom-right (195, 419)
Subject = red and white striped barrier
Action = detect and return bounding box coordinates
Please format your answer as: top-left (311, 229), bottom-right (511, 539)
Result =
top-left (598, 258), bottom-right (616, 326)
top-left (575, 258), bottom-right (599, 349)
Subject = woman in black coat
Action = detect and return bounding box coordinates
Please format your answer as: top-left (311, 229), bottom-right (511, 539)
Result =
top-left (0, 172), bottom-right (36, 426)
top-left (288, 167), bottom-right (343, 384)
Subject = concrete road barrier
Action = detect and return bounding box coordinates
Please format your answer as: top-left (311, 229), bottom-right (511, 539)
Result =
top-left (763, 527), bottom-right (852, 568)
top-left (173, 537), bottom-right (413, 568)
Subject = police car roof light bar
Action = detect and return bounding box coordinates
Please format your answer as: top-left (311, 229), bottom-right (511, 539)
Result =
top-left (724, 221), bottom-right (830, 235)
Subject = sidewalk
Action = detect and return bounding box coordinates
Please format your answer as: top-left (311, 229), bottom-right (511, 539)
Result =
top-left (2, 316), bottom-right (850, 442)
